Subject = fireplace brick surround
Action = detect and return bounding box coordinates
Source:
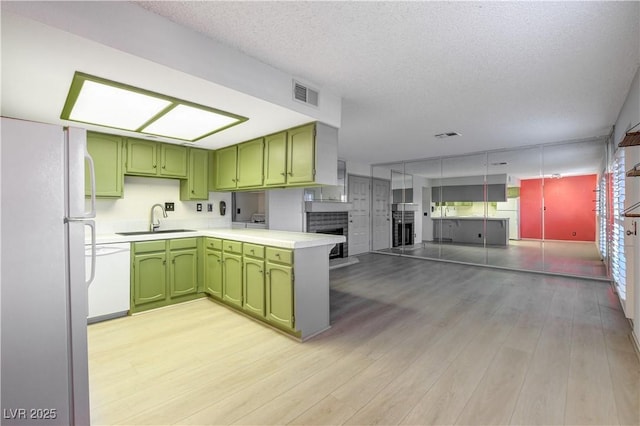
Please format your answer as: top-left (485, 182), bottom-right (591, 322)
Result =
top-left (306, 212), bottom-right (348, 258)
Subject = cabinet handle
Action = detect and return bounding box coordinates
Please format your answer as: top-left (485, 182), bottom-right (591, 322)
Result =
top-left (280, 172), bottom-right (286, 176)
top-left (288, 172), bottom-right (293, 176)
top-left (153, 164), bottom-right (157, 169)
top-left (217, 259), bottom-right (220, 263)
top-left (163, 260), bottom-right (166, 265)
top-left (162, 165), bottom-right (166, 169)
top-left (191, 190), bottom-right (195, 194)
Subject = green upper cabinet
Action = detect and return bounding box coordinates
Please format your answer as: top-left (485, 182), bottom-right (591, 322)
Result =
top-left (125, 138), bottom-right (187, 178)
top-left (180, 148), bottom-right (209, 200)
top-left (287, 123), bottom-right (315, 185)
top-left (208, 151), bottom-right (216, 191)
top-left (214, 145), bottom-right (238, 190)
top-left (264, 132), bottom-right (287, 186)
top-left (213, 122), bottom-right (337, 191)
top-left (125, 138), bottom-right (157, 176)
top-left (237, 138), bottom-right (264, 188)
top-left (159, 144), bottom-right (188, 178)
top-left (86, 132), bottom-right (123, 198)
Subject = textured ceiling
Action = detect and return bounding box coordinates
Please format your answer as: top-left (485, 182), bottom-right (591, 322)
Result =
top-left (136, 1), bottom-right (640, 166)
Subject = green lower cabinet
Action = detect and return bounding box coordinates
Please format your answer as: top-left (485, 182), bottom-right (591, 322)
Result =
top-left (222, 252), bottom-right (243, 308)
top-left (243, 257), bottom-right (265, 317)
top-left (169, 248), bottom-right (198, 297)
top-left (204, 247), bottom-right (223, 299)
top-left (266, 262), bottom-right (294, 330)
top-left (131, 238), bottom-right (201, 313)
top-left (133, 251), bottom-right (167, 306)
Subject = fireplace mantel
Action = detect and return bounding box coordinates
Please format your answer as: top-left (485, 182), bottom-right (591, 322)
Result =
top-left (304, 201), bottom-right (353, 212)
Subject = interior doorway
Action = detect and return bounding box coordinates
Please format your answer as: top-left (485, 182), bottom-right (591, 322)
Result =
top-left (348, 175), bottom-right (371, 255)
top-left (372, 178), bottom-right (391, 250)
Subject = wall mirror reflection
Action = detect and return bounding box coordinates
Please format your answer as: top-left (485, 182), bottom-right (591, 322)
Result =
top-left (371, 138), bottom-right (609, 280)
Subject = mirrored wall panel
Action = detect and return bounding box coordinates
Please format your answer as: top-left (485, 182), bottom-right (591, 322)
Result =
top-left (371, 139), bottom-right (609, 279)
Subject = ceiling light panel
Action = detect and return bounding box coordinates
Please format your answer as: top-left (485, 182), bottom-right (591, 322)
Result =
top-left (142, 104), bottom-right (241, 141)
top-left (61, 72), bottom-right (248, 141)
top-left (68, 80), bottom-right (171, 130)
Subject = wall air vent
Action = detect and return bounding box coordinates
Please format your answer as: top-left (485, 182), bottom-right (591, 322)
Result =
top-left (293, 80), bottom-right (319, 107)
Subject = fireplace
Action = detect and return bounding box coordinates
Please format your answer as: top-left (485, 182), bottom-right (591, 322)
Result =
top-left (392, 211), bottom-right (415, 247)
top-left (316, 228), bottom-right (345, 259)
top-left (306, 212), bottom-right (348, 258)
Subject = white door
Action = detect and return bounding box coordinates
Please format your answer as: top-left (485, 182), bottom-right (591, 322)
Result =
top-left (348, 175), bottom-right (371, 255)
top-left (372, 178), bottom-right (391, 250)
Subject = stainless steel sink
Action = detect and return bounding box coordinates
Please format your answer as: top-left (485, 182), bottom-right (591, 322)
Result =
top-left (116, 229), bottom-right (196, 236)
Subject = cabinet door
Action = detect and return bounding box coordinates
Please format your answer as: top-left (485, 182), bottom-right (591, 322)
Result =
top-left (126, 138), bottom-right (158, 176)
top-left (264, 132), bottom-right (287, 186)
top-left (237, 138), bottom-right (264, 188)
top-left (204, 248), bottom-right (223, 299)
top-left (222, 253), bottom-right (243, 308)
top-left (86, 132), bottom-right (123, 198)
top-left (243, 257), bottom-right (265, 317)
top-left (181, 148), bottom-right (209, 200)
top-left (133, 252), bottom-right (166, 305)
top-left (214, 146), bottom-right (238, 190)
top-left (169, 248), bottom-right (198, 297)
top-left (287, 124), bottom-right (315, 184)
top-left (160, 144), bottom-right (187, 178)
top-left (266, 263), bottom-right (294, 329)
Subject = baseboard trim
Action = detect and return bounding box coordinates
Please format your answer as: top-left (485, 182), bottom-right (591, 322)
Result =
top-left (631, 330), bottom-right (640, 362)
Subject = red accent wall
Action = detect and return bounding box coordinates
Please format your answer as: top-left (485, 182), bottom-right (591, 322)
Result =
top-left (520, 174), bottom-right (597, 241)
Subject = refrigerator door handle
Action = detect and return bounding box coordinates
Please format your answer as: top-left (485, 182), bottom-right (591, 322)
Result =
top-left (86, 220), bottom-right (96, 286)
top-left (84, 149), bottom-right (97, 219)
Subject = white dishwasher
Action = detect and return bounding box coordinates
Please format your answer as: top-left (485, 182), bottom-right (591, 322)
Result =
top-left (85, 242), bottom-right (131, 323)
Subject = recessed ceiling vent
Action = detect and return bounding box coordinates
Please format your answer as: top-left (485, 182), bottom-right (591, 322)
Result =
top-left (293, 80), bottom-right (319, 107)
top-left (434, 132), bottom-right (461, 139)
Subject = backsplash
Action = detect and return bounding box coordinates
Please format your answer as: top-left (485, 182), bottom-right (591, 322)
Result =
top-left (91, 176), bottom-right (231, 234)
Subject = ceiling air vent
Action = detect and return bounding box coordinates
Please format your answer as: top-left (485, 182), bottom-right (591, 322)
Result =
top-left (293, 80), bottom-right (319, 107)
top-left (434, 132), bottom-right (461, 139)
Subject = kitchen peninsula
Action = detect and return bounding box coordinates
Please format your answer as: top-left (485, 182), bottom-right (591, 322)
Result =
top-left (432, 217), bottom-right (509, 246)
top-left (95, 228), bottom-right (345, 341)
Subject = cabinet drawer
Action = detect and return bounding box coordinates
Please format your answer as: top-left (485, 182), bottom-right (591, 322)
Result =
top-left (169, 238), bottom-right (198, 250)
top-left (223, 240), bottom-right (243, 254)
top-left (205, 237), bottom-right (222, 251)
top-left (133, 240), bottom-right (165, 253)
top-left (266, 247), bottom-right (293, 265)
top-left (243, 243), bottom-right (264, 259)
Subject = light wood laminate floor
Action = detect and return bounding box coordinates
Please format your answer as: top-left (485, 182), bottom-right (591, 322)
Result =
top-left (88, 254), bottom-right (638, 425)
top-left (381, 240), bottom-right (608, 279)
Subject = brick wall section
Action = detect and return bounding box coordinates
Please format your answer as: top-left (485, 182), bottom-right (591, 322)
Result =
top-left (306, 212), bottom-right (348, 257)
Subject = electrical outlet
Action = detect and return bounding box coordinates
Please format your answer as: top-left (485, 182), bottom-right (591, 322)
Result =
top-left (207, 203), bottom-right (213, 212)
top-left (196, 203), bottom-right (202, 212)
top-left (237, 208), bottom-right (241, 214)
top-left (165, 202), bottom-right (174, 212)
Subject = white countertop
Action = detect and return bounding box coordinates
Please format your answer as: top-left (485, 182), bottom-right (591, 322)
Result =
top-left (432, 216), bottom-right (509, 221)
top-left (92, 228), bottom-right (345, 249)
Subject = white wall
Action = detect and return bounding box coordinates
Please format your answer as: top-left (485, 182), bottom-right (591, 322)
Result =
top-left (614, 66), bottom-right (640, 346)
top-left (92, 176), bottom-right (231, 234)
top-left (266, 188), bottom-right (305, 232)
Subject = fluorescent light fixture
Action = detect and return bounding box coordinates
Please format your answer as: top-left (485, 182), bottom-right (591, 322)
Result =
top-left (143, 104), bottom-right (240, 141)
top-left (61, 72), bottom-right (248, 141)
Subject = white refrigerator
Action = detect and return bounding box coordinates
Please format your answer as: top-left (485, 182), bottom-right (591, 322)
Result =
top-left (1, 117), bottom-right (96, 425)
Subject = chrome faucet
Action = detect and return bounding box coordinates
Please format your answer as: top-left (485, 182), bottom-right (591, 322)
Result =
top-left (150, 203), bottom-right (168, 232)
